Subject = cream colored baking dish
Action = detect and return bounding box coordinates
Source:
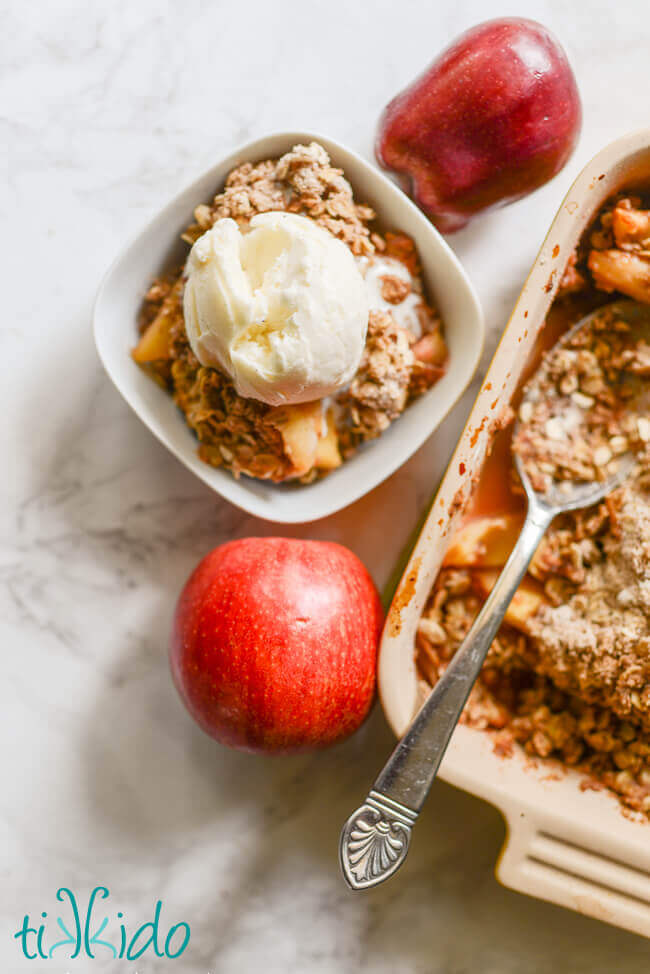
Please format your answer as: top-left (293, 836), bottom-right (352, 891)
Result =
top-left (378, 129), bottom-right (650, 939)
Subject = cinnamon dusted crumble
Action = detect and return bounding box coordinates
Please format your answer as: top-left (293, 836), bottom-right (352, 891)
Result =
top-left (134, 143), bottom-right (447, 483)
top-left (527, 485), bottom-right (650, 725)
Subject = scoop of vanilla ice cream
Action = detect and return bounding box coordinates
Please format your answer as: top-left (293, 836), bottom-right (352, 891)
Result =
top-left (182, 211), bottom-right (369, 405)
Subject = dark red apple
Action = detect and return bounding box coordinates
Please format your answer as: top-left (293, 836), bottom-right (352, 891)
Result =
top-left (170, 537), bottom-right (384, 754)
top-left (376, 18), bottom-right (582, 232)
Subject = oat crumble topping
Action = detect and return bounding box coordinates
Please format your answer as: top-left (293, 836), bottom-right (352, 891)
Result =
top-left (416, 194), bottom-right (650, 818)
top-left (512, 306), bottom-right (650, 494)
top-left (340, 310), bottom-right (414, 447)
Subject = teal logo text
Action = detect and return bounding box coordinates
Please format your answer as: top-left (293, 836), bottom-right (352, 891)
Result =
top-left (14, 887), bottom-right (190, 961)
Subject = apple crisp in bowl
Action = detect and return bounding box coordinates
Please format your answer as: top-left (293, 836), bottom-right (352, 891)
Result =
top-left (416, 193), bottom-right (650, 818)
top-left (132, 142), bottom-right (447, 484)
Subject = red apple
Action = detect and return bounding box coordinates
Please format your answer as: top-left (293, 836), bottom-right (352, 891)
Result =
top-left (170, 537), bottom-right (384, 754)
top-left (376, 18), bottom-right (582, 232)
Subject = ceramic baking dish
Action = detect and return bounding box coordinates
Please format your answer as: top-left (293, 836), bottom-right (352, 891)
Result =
top-left (94, 132), bottom-right (483, 524)
top-left (379, 129), bottom-right (650, 939)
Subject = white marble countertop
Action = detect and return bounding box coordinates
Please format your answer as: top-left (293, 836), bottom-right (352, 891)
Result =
top-left (3, 0), bottom-right (650, 970)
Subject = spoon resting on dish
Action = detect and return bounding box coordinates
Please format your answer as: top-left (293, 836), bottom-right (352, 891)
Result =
top-left (339, 300), bottom-right (650, 890)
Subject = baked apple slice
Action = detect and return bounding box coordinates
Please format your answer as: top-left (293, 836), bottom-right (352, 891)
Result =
top-left (612, 201), bottom-right (650, 248)
top-left (472, 569), bottom-right (548, 630)
top-left (268, 404), bottom-right (342, 479)
top-left (132, 281), bottom-right (183, 364)
top-left (314, 410), bottom-right (342, 472)
top-left (588, 250), bottom-right (650, 304)
top-left (444, 515), bottom-right (524, 568)
top-left (268, 402), bottom-right (322, 478)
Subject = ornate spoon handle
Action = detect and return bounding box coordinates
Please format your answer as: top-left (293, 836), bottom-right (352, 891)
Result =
top-left (340, 505), bottom-right (553, 890)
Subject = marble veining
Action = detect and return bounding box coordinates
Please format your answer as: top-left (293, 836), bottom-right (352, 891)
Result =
top-left (3, 0), bottom-right (650, 970)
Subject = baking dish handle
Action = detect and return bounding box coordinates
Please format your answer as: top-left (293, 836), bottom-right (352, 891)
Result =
top-left (498, 816), bottom-right (650, 937)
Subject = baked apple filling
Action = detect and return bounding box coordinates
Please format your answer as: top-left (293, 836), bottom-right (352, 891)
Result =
top-left (417, 194), bottom-right (650, 817)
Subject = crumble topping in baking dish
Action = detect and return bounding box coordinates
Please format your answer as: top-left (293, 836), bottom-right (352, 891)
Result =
top-left (512, 305), bottom-right (650, 493)
top-left (527, 486), bottom-right (650, 724)
top-left (133, 143), bottom-right (447, 483)
top-left (418, 482), bottom-right (650, 816)
top-left (416, 194), bottom-right (650, 818)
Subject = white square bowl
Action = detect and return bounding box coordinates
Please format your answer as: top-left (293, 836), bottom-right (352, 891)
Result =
top-left (94, 132), bottom-right (484, 523)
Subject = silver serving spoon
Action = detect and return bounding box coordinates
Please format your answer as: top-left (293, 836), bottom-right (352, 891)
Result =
top-left (340, 301), bottom-right (645, 891)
